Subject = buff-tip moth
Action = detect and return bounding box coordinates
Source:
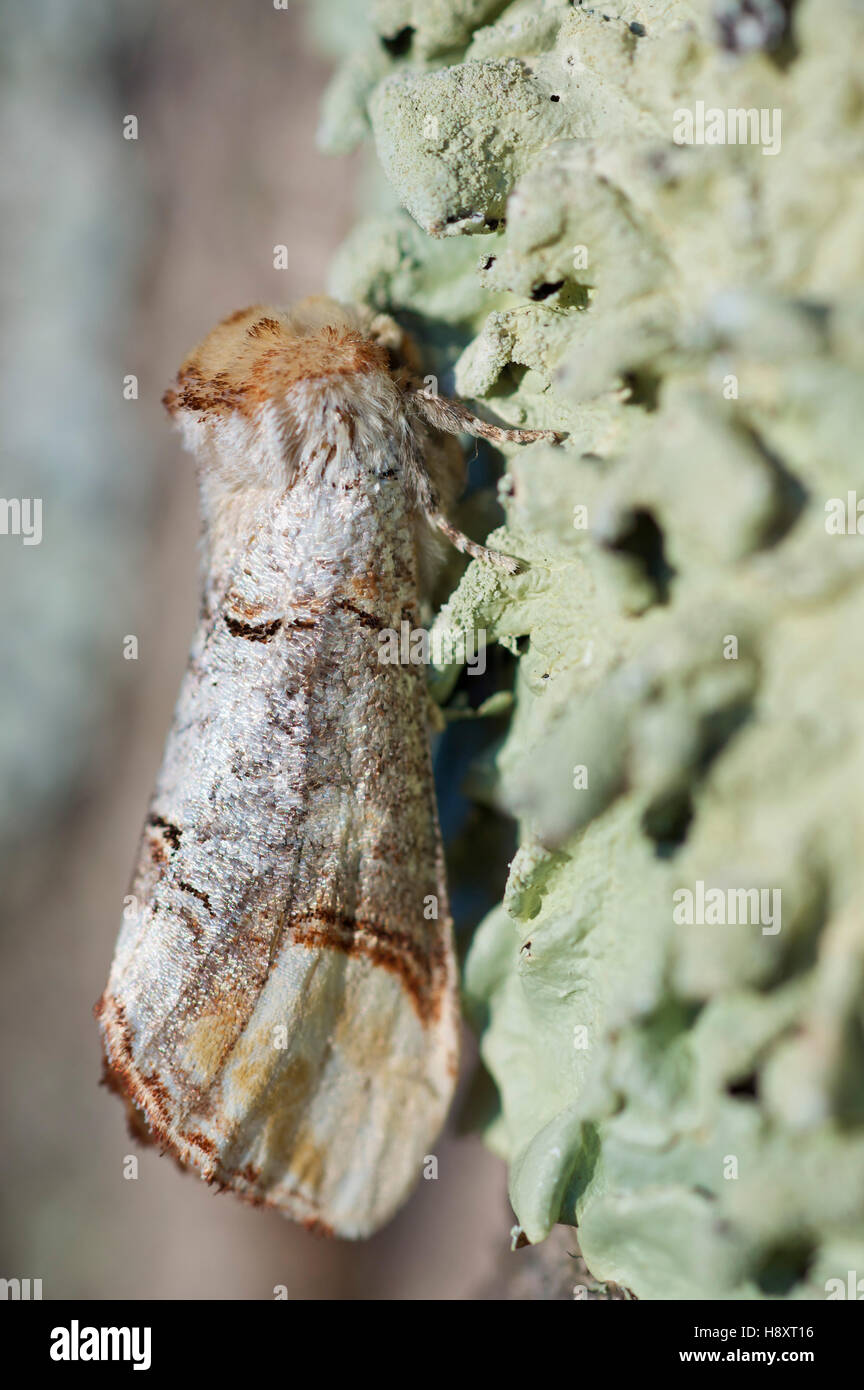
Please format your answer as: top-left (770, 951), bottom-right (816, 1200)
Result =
top-left (96, 297), bottom-right (556, 1237)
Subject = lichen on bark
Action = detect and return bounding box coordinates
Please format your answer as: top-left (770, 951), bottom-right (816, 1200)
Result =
top-left (314, 0), bottom-right (864, 1298)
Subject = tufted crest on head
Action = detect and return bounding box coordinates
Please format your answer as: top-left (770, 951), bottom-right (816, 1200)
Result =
top-left (162, 298), bottom-right (391, 424)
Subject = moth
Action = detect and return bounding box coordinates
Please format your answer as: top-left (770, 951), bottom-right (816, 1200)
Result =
top-left (96, 297), bottom-right (555, 1237)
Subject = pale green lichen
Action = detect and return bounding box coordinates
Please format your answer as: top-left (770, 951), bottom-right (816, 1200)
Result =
top-left (315, 0), bottom-right (864, 1297)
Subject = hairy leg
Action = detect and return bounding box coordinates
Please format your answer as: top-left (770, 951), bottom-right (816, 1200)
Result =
top-left (410, 385), bottom-right (562, 447)
top-left (406, 384), bottom-right (561, 571)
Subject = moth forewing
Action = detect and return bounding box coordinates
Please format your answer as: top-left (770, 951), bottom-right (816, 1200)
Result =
top-left (97, 298), bottom-right (556, 1237)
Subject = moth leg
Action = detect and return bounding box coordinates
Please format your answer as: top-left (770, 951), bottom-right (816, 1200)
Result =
top-left (407, 388), bottom-right (550, 573)
top-left (426, 508), bottom-right (521, 575)
top-left (409, 385), bottom-right (562, 446)
top-left (412, 457), bottom-right (521, 571)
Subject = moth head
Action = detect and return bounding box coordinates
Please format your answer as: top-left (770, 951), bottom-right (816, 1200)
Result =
top-left (162, 299), bottom-right (396, 490)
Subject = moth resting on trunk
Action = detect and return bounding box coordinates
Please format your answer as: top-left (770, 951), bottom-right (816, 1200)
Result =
top-left (96, 297), bottom-right (556, 1237)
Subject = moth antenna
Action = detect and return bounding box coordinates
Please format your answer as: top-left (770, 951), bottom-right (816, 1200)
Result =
top-left (408, 383), bottom-right (562, 446)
